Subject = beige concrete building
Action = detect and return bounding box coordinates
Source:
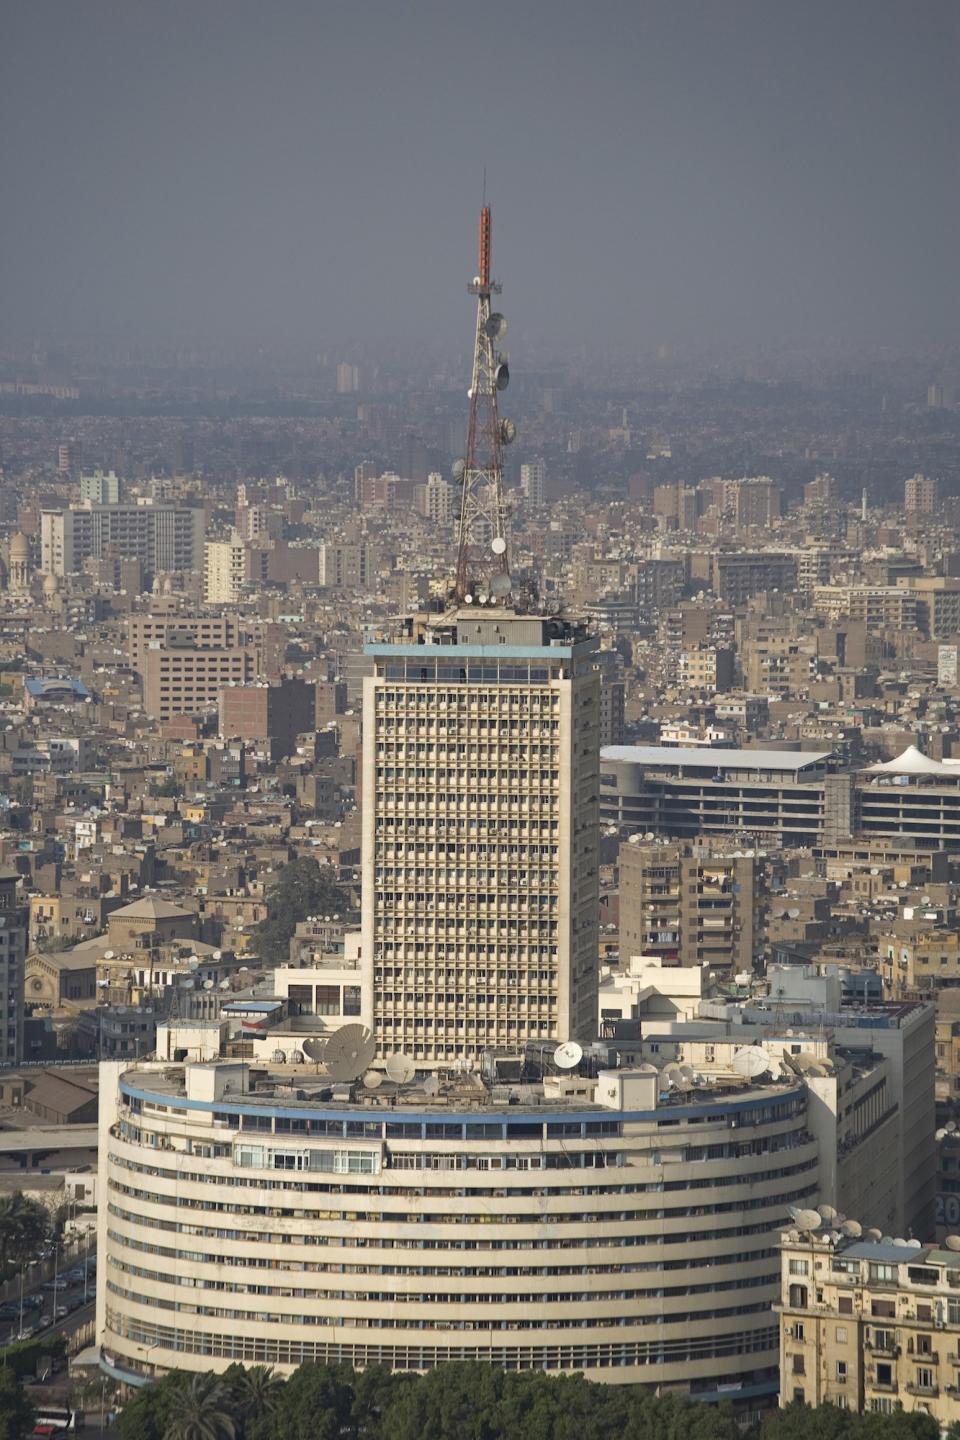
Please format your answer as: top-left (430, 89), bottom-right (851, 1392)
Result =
top-left (778, 1225), bottom-right (960, 1423)
top-left (618, 838), bottom-right (761, 975)
top-left (203, 536), bottom-right (268, 605)
top-left (97, 1053), bottom-right (817, 1402)
top-left (361, 606), bottom-right (600, 1060)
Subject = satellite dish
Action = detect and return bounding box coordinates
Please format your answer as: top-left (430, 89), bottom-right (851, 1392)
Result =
top-left (323, 1024), bottom-right (376, 1082)
top-left (302, 1037), bottom-right (326, 1062)
top-left (180, 978), bottom-right (195, 990)
top-left (490, 575), bottom-right (511, 597)
top-left (363, 1070), bottom-right (382, 1089)
top-left (219, 979), bottom-right (231, 990)
top-left (103, 950), bottom-right (115, 960)
top-left (452, 459), bottom-right (466, 481)
top-left (212, 949), bottom-right (222, 960)
top-left (485, 312), bottom-right (507, 340)
top-left (272, 1050), bottom-right (287, 1064)
top-left (866, 1228), bottom-right (883, 1242)
top-left (494, 362), bottom-right (509, 391)
top-left (500, 418), bottom-right (516, 445)
top-left (907, 1238), bottom-right (923, 1249)
top-left (945, 1235), bottom-right (960, 1252)
top-left (793, 1208), bottom-right (823, 1231)
top-left (202, 978), bottom-right (214, 990)
top-left (423, 1075), bottom-right (441, 1097)
top-left (677, 1065), bottom-right (695, 1089)
top-left (818, 1204), bottom-right (840, 1223)
top-left (385, 1052), bottom-right (416, 1084)
top-left (732, 1046), bottom-right (771, 1078)
top-left (841, 1219), bottom-right (862, 1238)
top-left (491, 536), bottom-right (507, 556)
top-left (554, 1041), bottom-right (583, 1070)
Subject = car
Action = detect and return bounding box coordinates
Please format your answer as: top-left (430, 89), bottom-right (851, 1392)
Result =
top-left (53, 1305), bottom-right (68, 1321)
top-left (23, 1295), bottom-right (43, 1311)
top-left (41, 1278), bottom-right (66, 1291)
top-left (65, 1297), bottom-right (84, 1313)
top-left (0, 1304), bottom-right (18, 1321)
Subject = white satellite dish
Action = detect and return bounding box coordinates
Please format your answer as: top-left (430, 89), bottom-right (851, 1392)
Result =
top-left (491, 536), bottom-right (507, 556)
top-left (218, 979), bottom-right (231, 990)
top-left (554, 1041), bottom-right (583, 1070)
top-left (422, 1075), bottom-right (441, 1097)
top-left (841, 1219), bottom-right (862, 1238)
top-left (732, 1046), bottom-right (771, 1078)
top-left (945, 1235), bottom-right (960, 1252)
top-left (792, 1208), bottom-right (823, 1231)
top-left (103, 950), bottom-right (115, 960)
top-left (818, 1204), bottom-right (840, 1223)
top-left (385, 1052), bottom-right (416, 1084)
top-left (202, 978), bottom-right (214, 990)
top-left (272, 1050), bottom-right (287, 1064)
top-left (363, 1070), bottom-right (382, 1089)
top-left (866, 1227), bottom-right (883, 1242)
top-left (212, 949), bottom-right (222, 960)
top-left (324, 1024), bottom-right (376, 1082)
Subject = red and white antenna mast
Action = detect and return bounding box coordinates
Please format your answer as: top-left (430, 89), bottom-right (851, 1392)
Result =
top-left (453, 204), bottom-right (515, 603)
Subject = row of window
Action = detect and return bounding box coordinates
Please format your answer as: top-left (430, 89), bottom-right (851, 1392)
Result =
top-left (105, 1306), bottom-right (776, 1372)
top-left (106, 1278), bottom-right (775, 1329)
top-left (108, 1226), bottom-right (776, 1277)
top-left (106, 1199), bottom-right (803, 1251)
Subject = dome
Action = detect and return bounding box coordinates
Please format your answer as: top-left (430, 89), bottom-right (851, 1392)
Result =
top-left (42, 573), bottom-right (58, 596)
top-left (9, 532), bottom-right (28, 558)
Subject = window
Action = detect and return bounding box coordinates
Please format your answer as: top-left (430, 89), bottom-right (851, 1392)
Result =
top-left (838, 1297), bottom-right (853, 1315)
top-left (315, 985), bottom-right (340, 1015)
top-left (835, 1326), bottom-right (848, 1344)
top-left (792, 1390), bottom-right (805, 1406)
top-left (869, 1263), bottom-right (897, 1283)
top-left (789, 1259), bottom-right (809, 1276)
top-left (876, 1363), bottom-right (892, 1386)
top-left (916, 1367), bottom-right (934, 1391)
top-left (792, 1356), bottom-right (805, 1376)
top-left (836, 1361), bottom-right (847, 1381)
top-left (871, 1399), bottom-right (894, 1415)
top-left (917, 1304), bottom-right (932, 1322)
top-left (793, 1323), bottom-right (805, 1341)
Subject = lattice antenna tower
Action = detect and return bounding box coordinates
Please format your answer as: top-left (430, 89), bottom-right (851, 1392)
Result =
top-left (453, 204), bottom-right (516, 603)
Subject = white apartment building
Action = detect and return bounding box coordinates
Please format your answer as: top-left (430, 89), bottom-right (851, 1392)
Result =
top-left (41, 503), bottom-right (205, 577)
top-left (361, 606), bottom-right (600, 1060)
top-left (520, 458), bottom-right (546, 507)
top-left (204, 536), bottom-right (267, 605)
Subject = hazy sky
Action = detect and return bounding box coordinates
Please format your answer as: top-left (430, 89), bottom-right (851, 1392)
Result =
top-left (2, 0), bottom-right (958, 351)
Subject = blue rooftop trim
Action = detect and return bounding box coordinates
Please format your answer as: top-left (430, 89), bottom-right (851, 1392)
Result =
top-left (119, 1078), bottom-right (804, 1129)
top-left (364, 644), bottom-right (576, 659)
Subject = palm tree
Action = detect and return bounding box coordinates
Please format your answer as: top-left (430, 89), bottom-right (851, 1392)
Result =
top-left (232, 1367), bottom-right (284, 1434)
top-left (163, 1374), bottom-right (237, 1440)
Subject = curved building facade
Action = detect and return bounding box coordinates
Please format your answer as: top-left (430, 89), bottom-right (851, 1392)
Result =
top-left (97, 1060), bottom-right (818, 1401)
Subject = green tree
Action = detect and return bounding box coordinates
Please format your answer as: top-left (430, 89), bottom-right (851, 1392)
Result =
top-left (226, 1365), bottom-right (284, 1437)
top-left (246, 1362), bottom-right (355, 1440)
top-left (118, 1371), bottom-right (187, 1440)
top-left (163, 1372), bottom-right (237, 1440)
top-left (252, 858), bottom-right (348, 967)
top-left (0, 1192), bottom-right (49, 1275)
top-left (152, 775), bottom-right (183, 798)
top-left (0, 1363), bottom-right (34, 1440)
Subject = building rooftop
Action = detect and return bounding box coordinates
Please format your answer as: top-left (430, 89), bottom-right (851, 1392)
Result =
top-left (601, 745), bottom-right (834, 772)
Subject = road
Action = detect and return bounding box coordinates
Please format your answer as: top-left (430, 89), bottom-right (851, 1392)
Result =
top-left (0, 1253), bottom-right (96, 1348)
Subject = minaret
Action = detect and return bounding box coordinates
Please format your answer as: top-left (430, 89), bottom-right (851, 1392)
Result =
top-left (453, 205), bottom-right (516, 602)
top-left (7, 533), bottom-right (29, 592)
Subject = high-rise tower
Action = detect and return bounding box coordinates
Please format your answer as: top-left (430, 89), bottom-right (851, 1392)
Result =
top-left (361, 209), bottom-right (600, 1064)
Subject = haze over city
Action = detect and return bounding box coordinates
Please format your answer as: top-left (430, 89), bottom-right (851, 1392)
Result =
top-left (3, 0), bottom-right (959, 350)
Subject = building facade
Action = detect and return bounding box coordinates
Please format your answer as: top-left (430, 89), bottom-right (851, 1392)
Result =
top-left (41, 503), bottom-right (205, 577)
top-left (97, 1056), bottom-right (817, 1401)
top-left (779, 1226), bottom-right (960, 1423)
top-left (361, 607), bottom-right (600, 1059)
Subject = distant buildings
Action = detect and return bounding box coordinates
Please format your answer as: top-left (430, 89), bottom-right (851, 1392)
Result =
top-left (41, 502), bottom-right (205, 578)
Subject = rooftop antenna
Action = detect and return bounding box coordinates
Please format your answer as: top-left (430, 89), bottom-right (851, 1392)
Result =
top-left (453, 198), bottom-right (514, 603)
